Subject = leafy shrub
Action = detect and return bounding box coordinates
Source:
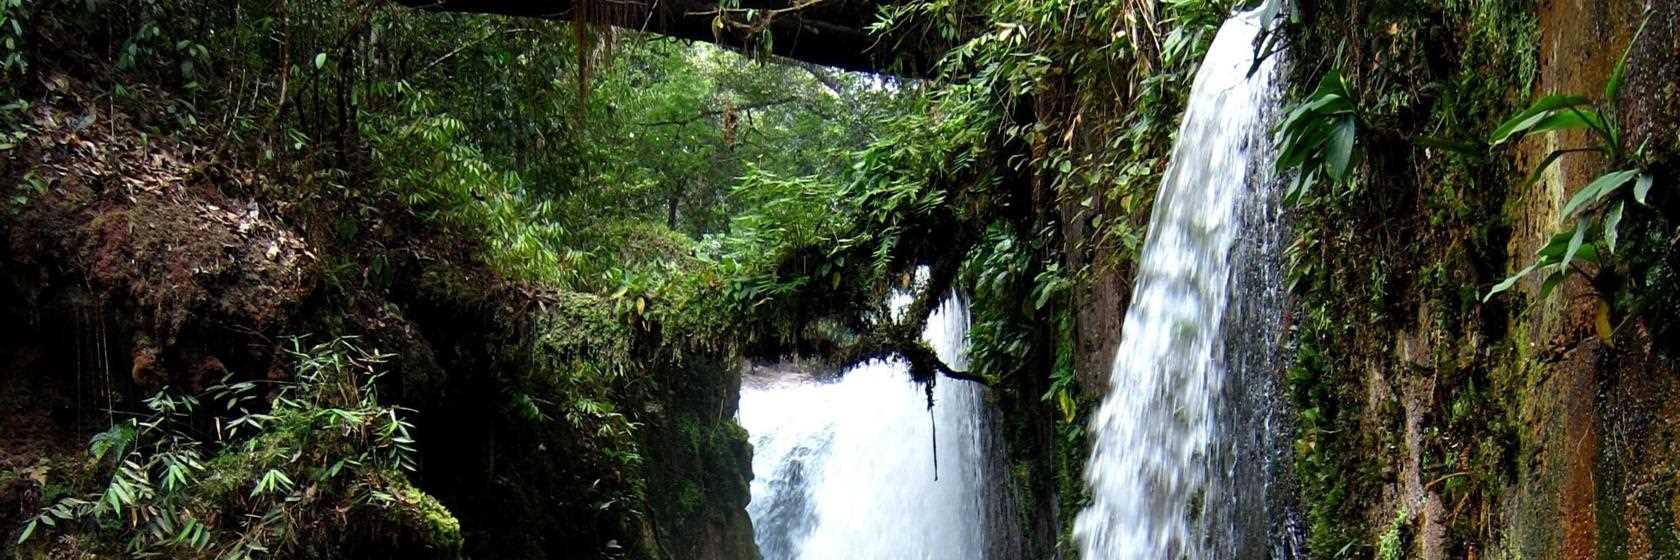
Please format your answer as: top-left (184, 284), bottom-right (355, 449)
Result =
top-left (1276, 68), bottom-right (1360, 205)
top-left (16, 337), bottom-right (460, 559)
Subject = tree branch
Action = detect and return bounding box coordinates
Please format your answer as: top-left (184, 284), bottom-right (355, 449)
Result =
top-left (787, 59), bottom-right (846, 94)
top-left (839, 330), bottom-right (988, 386)
top-left (390, 0), bottom-right (941, 75)
top-left (639, 95), bottom-right (802, 126)
top-left (828, 257), bottom-right (984, 385)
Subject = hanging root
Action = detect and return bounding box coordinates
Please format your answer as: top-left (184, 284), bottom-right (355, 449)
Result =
top-left (926, 379), bottom-right (938, 481)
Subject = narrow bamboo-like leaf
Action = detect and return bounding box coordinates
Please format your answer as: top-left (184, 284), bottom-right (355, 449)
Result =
top-left (1560, 169), bottom-right (1638, 218)
top-left (17, 519), bottom-right (36, 544)
top-left (1604, 201), bottom-right (1625, 253)
top-left (1606, 13), bottom-right (1654, 101)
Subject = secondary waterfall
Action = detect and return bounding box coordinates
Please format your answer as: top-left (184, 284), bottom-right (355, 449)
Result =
top-left (1076, 2), bottom-right (1301, 560)
top-left (740, 297), bottom-right (1010, 560)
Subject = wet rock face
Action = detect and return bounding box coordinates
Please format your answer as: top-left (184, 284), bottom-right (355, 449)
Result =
top-left (1619, 0), bottom-right (1680, 166)
top-left (1502, 3), bottom-right (1680, 559)
top-left (753, 444), bottom-right (821, 560)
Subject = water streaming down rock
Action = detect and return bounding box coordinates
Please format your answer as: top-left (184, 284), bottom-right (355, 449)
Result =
top-left (740, 296), bottom-right (1012, 560)
top-left (1075, 2), bottom-right (1302, 559)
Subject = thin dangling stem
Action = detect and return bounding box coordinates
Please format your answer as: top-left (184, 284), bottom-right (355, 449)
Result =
top-left (75, 303), bottom-right (84, 429)
top-left (926, 380), bottom-right (938, 481)
top-left (99, 302), bottom-right (113, 427)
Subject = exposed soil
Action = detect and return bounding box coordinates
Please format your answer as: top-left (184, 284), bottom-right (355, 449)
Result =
top-left (4, 76), bottom-right (317, 392)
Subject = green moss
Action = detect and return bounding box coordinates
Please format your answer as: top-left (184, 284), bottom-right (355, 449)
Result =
top-left (1281, 0), bottom-right (1548, 556)
top-left (679, 417), bottom-right (703, 453)
top-left (1377, 507), bottom-right (1410, 560)
top-left (1288, 301), bottom-right (1371, 555)
top-left (387, 482), bottom-right (466, 556)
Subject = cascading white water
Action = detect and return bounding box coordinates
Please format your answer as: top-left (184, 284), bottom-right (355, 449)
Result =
top-left (740, 297), bottom-right (999, 560)
top-left (1076, 2), bottom-right (1296, 559)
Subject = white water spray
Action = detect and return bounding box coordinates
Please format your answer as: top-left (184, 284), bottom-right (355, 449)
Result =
top-left (740, 297), bottom-right (998, 560)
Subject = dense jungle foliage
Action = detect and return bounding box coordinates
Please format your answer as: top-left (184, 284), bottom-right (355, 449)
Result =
top-left (1, 0), bottom-right (1250, 554)
top-left (3, 0), bottom-right (1677, 558)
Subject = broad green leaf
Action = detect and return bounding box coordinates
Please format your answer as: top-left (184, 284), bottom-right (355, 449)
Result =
top-left (1559, 216), bottom-right (1585, 270)
top-left (1276, 125), bottom-right (1329, 170)
top-left (1538, 269), bottom-right (1566, 300)
top-left (1528, 109), bottom-right (1603, 137)
top-left (1326, 118), bottom-right (1356, 181)
top-left (1490, 95), bottom-right (1590, 145)
top-left (1536, 229), bottom-right (1576, 260)
top-left (1634, 173), bottom-right (1654, 204)
top-left (105, 486), bottom-right (122, 514)
top-left (1560, 169), bottom-right (1638, 218)
top-left (313, 53), bottom-right (326, 69)
top-left (1314, 69), bottom-right (1351, 101)
top-left (1484, 263), bottom-right (1536, 302)
top-left (1284, 170), bottom-right (1318, 206)
top-left (1604, 201), bottom-right (1624, 253)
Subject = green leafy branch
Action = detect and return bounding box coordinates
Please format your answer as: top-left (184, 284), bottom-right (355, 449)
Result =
top-left (1276, 68), bottom-right (1360, 206)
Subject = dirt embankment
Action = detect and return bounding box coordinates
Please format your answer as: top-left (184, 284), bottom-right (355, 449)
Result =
top-left (2, 73), bottom-right (760, 559)
top-left (1, 77), bottom-right (322, 547)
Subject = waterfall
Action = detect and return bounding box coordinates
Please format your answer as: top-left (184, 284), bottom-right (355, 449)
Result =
top-left (1076, 2), bottom-right (1301, 559)
top-left (740, 296), bottom-right (1006, 560)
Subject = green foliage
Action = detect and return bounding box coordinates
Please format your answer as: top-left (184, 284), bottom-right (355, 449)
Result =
top-left (0, 0), bottom-right (26, 78)
top-left (1277, 69), bottom-right (1360, 205)
top-left (1481, 14), bottom-right (1661, 307)
top-left (965, 225), bottom-right (1050, 381)
top-left (15, 337), bottom-right (456, 559)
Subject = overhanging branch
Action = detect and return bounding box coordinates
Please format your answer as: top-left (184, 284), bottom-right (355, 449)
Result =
top-left (840, 330), bottom-right (988, 386)
top-left (829, 257), bottom-right (986, 386)
top-left (390, 0), bottom-right (940, 75)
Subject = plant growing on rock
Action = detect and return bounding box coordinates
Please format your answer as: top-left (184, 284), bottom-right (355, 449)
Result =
top-left (1482, 13), bottom-right (1659, 318)
top-left (1276, 68), bottom-right (1361, 206)
top-left (1276, 66), bottom-right (1360, 293)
